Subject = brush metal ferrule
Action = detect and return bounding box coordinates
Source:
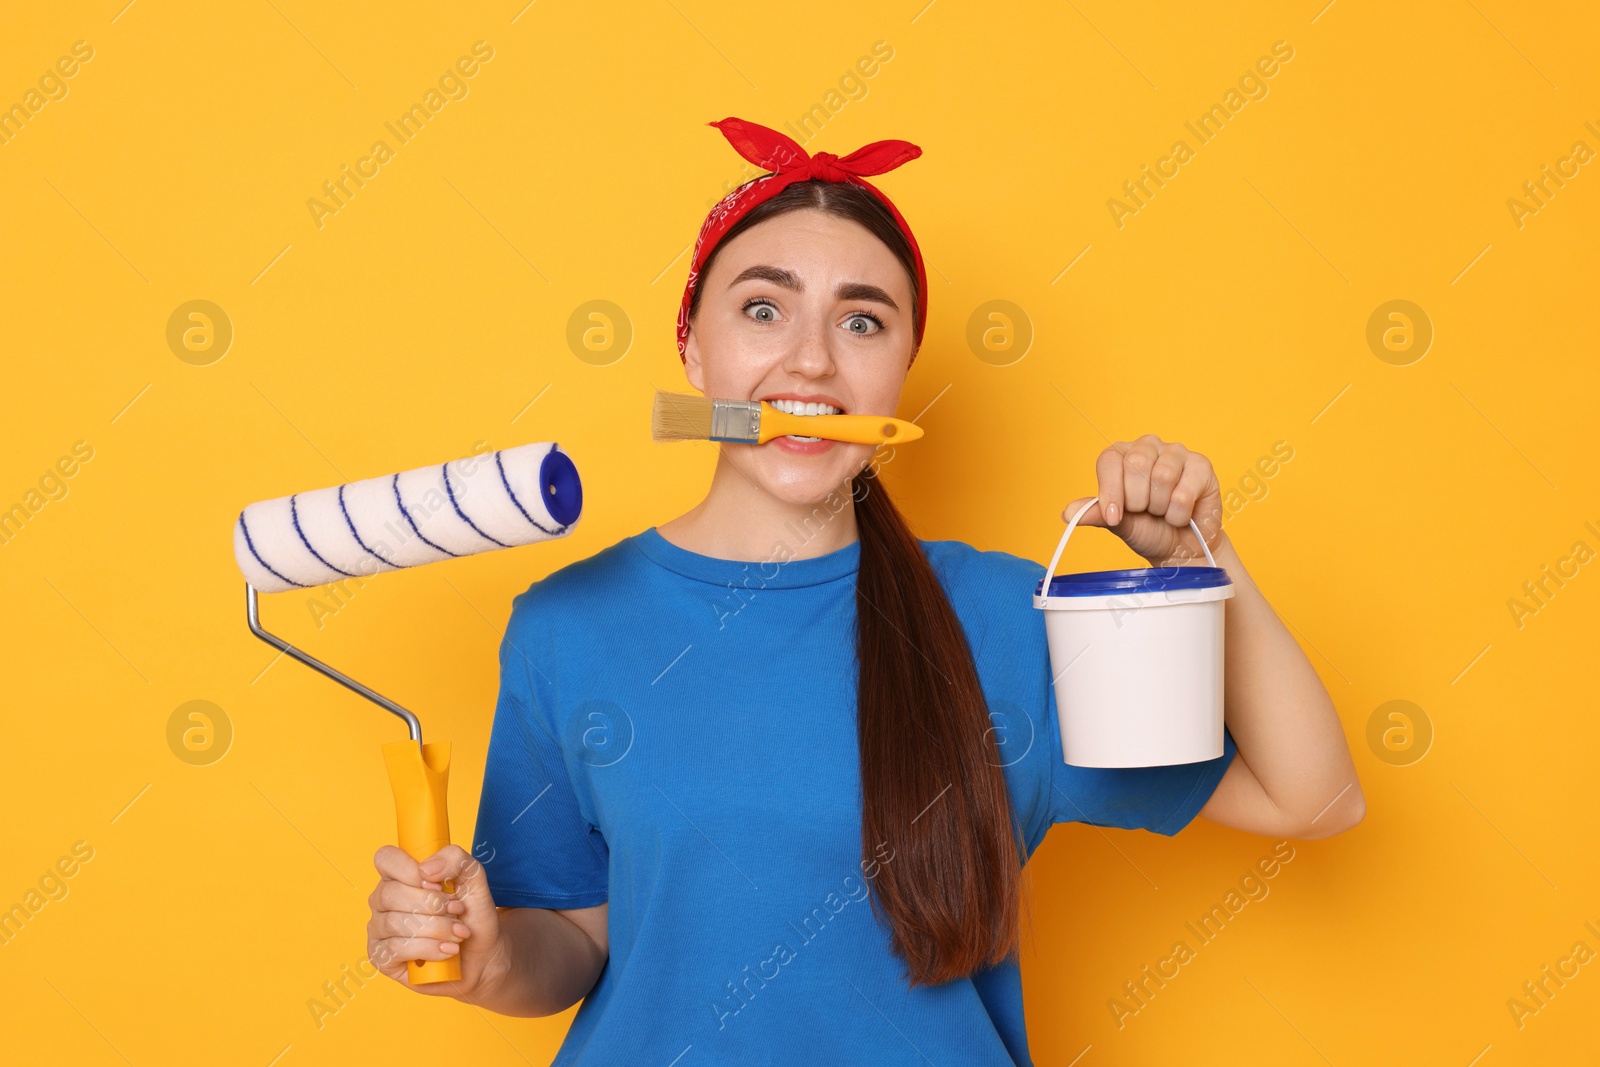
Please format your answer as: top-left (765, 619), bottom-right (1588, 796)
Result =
top-left (709, 398), bottom-right (763, 443)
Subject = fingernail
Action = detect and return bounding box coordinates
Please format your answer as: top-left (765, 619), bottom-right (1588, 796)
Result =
top-left (1107, 504), bottom-right (1119, 523)
top-left (441, 942), bottom-right (460, 955)
top-left (454, 923), bottom-right (471, 938)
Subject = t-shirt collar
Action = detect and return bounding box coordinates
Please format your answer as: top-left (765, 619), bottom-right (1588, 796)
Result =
top-left (629, 525), bottom-right (861, 589)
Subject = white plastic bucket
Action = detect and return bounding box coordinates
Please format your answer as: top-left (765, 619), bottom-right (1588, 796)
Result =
top-left (1032, 497), bottom-right (1234, 768)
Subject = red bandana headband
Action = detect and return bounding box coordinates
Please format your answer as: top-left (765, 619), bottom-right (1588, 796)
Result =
top-left (675, 116), bottom-right (928, 367)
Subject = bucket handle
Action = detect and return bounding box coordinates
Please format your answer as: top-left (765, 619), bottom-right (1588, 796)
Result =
top-left (1041, 496), bottom-right (1218, 593)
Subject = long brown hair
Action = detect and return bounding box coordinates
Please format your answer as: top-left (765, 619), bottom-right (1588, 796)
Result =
top-left (687, 178), bottom-right (1025, 986)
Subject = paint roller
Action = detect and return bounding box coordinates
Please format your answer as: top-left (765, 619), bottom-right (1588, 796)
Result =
top-left (234, 440), bottom-right (583, 985)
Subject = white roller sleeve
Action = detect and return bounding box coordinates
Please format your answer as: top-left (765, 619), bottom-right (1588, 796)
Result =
top-left (234, 441), bottom-right (581, 593)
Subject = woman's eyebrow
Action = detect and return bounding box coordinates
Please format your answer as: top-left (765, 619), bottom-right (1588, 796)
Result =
top-left (728, 265), bottom-right (900, 310)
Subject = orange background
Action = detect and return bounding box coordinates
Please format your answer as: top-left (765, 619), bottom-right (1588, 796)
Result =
top-left (2, 1), bottom-right (1597, 1063)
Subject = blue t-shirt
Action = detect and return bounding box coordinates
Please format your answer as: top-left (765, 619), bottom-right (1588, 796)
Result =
top-left (472, 526), bottom-right (1237, 1066)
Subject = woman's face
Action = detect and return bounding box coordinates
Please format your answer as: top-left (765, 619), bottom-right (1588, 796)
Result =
top-left (682, 207), bottom-right (917, 507)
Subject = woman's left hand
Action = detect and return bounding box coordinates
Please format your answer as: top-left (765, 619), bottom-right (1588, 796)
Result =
top-left (1061, 434), bottom-right (1226, 567)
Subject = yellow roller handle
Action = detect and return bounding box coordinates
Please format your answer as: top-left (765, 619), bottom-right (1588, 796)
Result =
top-left (382, 739), bottom-right (462, 986)
top-left (757, 403), bottom-right (924, 445)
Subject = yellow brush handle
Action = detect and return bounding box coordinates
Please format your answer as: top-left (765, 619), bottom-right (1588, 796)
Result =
top-left (382, 740), bottom-right (462, 986)
top-left (758, 403), bottom-right (925, 445)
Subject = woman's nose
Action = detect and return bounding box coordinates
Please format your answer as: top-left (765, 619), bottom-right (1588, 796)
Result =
top-left (782, 314), bottom-right (837, 377)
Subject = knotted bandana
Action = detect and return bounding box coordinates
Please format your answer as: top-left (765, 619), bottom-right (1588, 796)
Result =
top-left (675, 116), bottom-right (928, 367)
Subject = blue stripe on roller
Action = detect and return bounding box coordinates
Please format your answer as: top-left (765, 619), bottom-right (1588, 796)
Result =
top-left (339, 484), bottom-right (400, 569)
top-left (443, 463), bottom-right (510, 548)
top-left (290, 494), bottom-right (359, 578)
top-left (497, 449), bottom-right (560, 535)
top-left (393, 474), bottom-right (458, 557)
top-left (237, 511), bottom-right (312, 589)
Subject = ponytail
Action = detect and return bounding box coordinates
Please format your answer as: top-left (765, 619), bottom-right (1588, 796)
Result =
top-left (852, 464), bottom-right (1025, 985)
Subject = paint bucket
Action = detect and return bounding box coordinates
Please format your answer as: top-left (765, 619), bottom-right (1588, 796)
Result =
top-left (1032, 497), bottom-right (1234, 768)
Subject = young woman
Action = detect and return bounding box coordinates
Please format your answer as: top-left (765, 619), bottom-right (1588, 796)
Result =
top-left (365, 117), bottom-right (1364, 1065)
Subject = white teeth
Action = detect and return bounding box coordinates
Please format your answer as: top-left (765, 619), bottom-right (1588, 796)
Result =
top-left (768, 398), bottom-right (840, 415)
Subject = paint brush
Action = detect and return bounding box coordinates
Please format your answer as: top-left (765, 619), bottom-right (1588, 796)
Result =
top-left (650, 390), bottom-right (923, 446)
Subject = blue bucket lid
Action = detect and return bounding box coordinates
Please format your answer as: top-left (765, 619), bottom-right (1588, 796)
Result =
top-left (1036, 565), bottom-right (1232, 598)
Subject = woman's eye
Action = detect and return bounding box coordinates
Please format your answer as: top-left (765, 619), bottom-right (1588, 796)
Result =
top-left (845, 312), bottom-right (884, 335)
top-left (742, 299), bottom-right (779, 323)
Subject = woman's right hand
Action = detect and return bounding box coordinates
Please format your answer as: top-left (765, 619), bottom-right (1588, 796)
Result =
top-left (367, 844), bottom-right (506, 997)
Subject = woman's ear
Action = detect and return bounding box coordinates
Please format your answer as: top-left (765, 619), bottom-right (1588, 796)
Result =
top-left (683, 327), bottom-right (705, 393)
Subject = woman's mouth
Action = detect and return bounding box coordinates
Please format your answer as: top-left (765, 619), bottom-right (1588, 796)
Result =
top-left (767, 397), bottom-right (841, 447)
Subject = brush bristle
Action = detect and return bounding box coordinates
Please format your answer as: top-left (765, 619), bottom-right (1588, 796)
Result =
top-left (651, 390), bottom-right (716, 441)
